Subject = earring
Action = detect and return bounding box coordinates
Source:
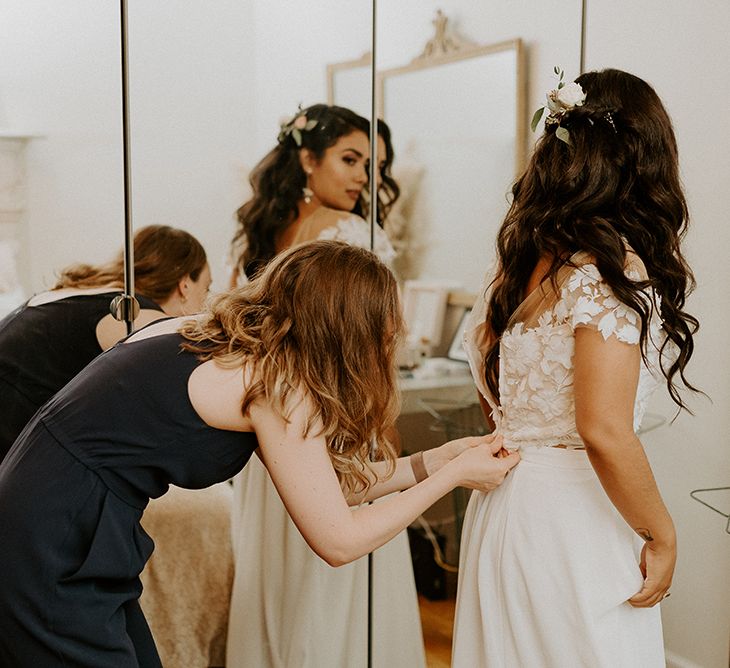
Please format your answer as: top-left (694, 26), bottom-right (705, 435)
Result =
top-left (303, 169), bottom-right (314, 204)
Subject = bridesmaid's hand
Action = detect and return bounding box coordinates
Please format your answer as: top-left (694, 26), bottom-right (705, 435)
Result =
top-left (424, 433), bottom-right (501, 476)
top-left (448, 435), bottom-right (520, 492)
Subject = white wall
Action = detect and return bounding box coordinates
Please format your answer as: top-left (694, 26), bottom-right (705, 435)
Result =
top-left (0, 0), bottom-right (124, 292)
top-left (125, 1), bottom-right (257, 293)
top-left (586, 2), bottom-right (730, 666)
top-left (127, 1), bottom-right (372, 292)
top-left (0, 0), bottom-right (258, 294)
top-left (247, 1), bottom-right (372, 158)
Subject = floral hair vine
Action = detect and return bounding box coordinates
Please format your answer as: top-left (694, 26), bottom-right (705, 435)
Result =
top-left (530, 66), bottom-right (586, 145)
top-left (277, 105), bottom-right (318, 147)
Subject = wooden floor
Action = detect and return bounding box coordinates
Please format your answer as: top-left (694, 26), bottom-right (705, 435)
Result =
top-left (418, 594), bottom-right (456, 668)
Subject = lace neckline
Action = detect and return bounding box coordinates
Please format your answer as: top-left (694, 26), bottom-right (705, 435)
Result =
top-left (506, 251), bottom-right (587, 330)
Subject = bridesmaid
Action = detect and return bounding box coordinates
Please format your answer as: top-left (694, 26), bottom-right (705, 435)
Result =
top-left (0, 240), bottom-right (517, 667)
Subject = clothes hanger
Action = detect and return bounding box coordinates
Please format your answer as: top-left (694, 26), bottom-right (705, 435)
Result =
top-left (690, 486), bottom-right (730, 534)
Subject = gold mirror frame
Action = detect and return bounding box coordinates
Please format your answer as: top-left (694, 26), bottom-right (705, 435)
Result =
top-left (326, 51), bottom-right (371, 107)
top-left (328, 13), bottom-right (527, 307)
top-left (377, 35), bottom-right (527, 180)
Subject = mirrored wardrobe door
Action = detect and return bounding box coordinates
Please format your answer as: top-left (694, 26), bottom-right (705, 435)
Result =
top-left (0, 1), bottom-right (125, 307)
top-left (126, 0), bottom-right (378, 294)
top-left (123, 3), bottom-right (402, 668)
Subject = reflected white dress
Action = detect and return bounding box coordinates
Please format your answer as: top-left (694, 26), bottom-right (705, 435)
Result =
top-left (453, 252), bottom-right (667, 667)
top-left (226, 211), bottom-right (426, 668)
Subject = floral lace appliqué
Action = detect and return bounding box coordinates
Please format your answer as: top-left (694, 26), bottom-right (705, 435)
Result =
top-left (568, 264), bottom-right (642, 343)
top-left (316, 216), bottom-right (396, 268)
top-left (490, 263), bottom-right (663, 449)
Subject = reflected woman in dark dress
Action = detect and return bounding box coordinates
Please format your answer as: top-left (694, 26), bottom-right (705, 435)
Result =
top-left (0, 224), bottom-right (210, 461)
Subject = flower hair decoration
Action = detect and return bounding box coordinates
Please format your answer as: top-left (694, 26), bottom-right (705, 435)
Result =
top-left (277, 106), bottom-right (318, 147)
top-left (531, 67), bottom-right (586, 145)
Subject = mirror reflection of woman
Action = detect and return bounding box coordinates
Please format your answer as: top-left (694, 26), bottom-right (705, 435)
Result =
top-left (227, 105), bottom-right (425, 668)
top-left (230, 104), bottom-right (397, 283)
top-left (0, 225), bottom-right (210, 462)
top-left (0, 241), bottom-right (518, 667)
top-left (453, 69), bottom-right (699, 667)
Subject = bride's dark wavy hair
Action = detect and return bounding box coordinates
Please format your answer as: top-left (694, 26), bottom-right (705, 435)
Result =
top-left (232, 105), bottom-right (399, 279)
top-left (485, 68), bottom-right (698, 410)
top-left (354, 119), bottom-right (401, 225)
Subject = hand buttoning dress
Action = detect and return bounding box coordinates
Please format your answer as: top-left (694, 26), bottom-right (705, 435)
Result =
top-left (453, 251), bottom-right (668, 667)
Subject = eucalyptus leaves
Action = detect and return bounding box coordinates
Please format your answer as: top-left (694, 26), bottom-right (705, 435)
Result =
top-left (278, 108), bottom-right (318, 147)
top-left (531, 66), bottom-right (586, 145)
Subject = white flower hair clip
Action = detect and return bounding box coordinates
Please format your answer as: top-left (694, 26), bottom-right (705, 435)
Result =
top-left (278, 105), bottom-right (318, 147)
top-left (531, 67), bottom-right (586, 145)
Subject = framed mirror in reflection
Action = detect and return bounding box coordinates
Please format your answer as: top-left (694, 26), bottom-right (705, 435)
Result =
top-left (381, 40), bottom-right (525, 293)
top-left (330, 15), bottom-right (526, 296)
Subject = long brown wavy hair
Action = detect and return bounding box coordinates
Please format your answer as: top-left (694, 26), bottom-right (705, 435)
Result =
top-left (180, 240), bottom-right (404, 495)
top-left (54, 225), bottom-right (207, 303)
top-left (232, 104), bottom-right (400, 279)
top-left (485, 68), bottom-right (698, 410)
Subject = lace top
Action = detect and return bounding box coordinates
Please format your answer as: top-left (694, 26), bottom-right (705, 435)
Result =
top-left (306, 213), bottom-right (396, 268)
top-left (229, 208), bottom-right (397, 284)
top-left (463, 251), bottom-right (666, 450)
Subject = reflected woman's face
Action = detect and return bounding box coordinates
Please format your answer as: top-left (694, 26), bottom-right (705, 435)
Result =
top-left (375, 135), bottom-right (387, 191)
top-left (306, 130), bottom-right (369, 212)
top-left (185, 264), bottom-right (212, 314)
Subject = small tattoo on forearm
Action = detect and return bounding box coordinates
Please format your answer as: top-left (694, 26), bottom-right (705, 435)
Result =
top-left (635, 528), bottom-right (654, 542)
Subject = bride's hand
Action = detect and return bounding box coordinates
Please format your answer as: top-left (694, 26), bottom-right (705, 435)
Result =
top-left (424, 433), bottom-right (502, 476)
top-left (447, 435), bottom-right (520, 492)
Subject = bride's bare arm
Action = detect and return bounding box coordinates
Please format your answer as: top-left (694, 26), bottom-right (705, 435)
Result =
top-left (574, 327), bottom-right (676, 608)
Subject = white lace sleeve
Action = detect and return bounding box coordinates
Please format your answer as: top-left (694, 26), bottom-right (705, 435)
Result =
top-left (564, 263), bottom-right (642, 344)
top-left (316, 216), bottom-right (397, 269)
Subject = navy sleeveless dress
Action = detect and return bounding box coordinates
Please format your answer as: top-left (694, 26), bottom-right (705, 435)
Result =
top-left (0, 291), bottom-right (162, 461)
top-left (0, 333), bottom-right (258, 667)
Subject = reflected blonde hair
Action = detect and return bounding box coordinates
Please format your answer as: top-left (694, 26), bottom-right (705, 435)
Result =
top-left (180, 240), bottom-right (404, 495)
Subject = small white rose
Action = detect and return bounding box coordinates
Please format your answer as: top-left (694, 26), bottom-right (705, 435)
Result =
top-left (556, 82), bottom-right (585, 109)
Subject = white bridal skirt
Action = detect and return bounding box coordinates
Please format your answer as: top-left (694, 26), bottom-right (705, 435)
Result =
top-left (452, 446), bottom-right (665, 668)
top-left (226, 457), bottom-right (426, 668)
